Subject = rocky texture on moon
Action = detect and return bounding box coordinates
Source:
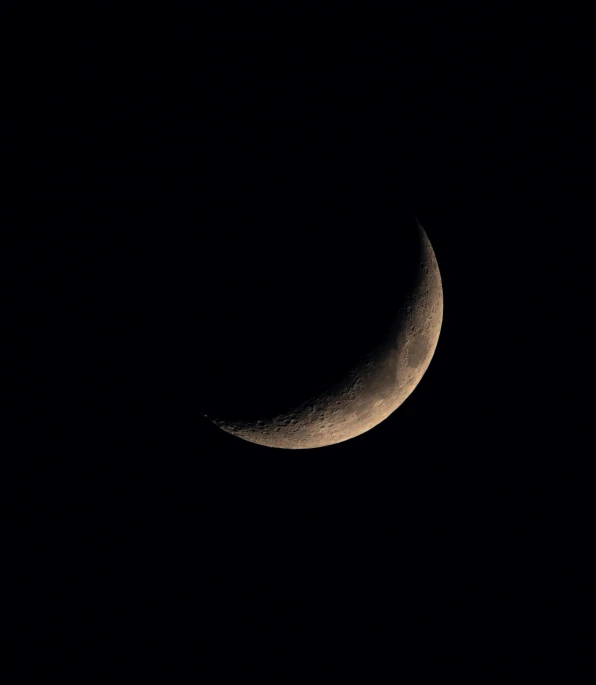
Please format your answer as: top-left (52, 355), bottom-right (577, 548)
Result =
top-left (206, 223), bottom-right (443, 449)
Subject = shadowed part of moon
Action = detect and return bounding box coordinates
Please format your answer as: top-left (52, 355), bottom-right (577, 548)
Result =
top-left (205, 222), bottom-right (443, 449)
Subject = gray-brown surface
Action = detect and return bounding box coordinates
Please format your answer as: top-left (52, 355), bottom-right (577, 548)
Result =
top-left (208, 223), bottom-right (443, 449)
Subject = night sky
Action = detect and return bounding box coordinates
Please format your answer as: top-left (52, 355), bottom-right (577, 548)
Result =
top-left (9, 5), bottom-right (592, 676)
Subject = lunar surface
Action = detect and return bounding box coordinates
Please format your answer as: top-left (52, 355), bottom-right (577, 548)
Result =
top-left (205, 222), bottom-right (443, 449)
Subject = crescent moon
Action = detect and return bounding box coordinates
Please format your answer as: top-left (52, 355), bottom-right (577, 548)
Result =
top-left (207, 223), bottom-right (443, 449)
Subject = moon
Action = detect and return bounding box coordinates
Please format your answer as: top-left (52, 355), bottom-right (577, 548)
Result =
top-left (204, 222), bottom-right (443, 449)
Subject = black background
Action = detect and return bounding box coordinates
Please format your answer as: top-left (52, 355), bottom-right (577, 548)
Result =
top-left (7, 4), bottom-right (593, 677)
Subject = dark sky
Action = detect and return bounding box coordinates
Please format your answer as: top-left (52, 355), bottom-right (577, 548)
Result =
top-left (9, 5), bottom-right (592, 675)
